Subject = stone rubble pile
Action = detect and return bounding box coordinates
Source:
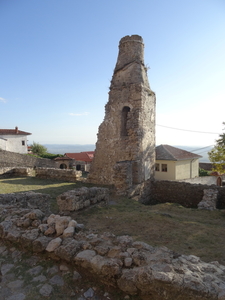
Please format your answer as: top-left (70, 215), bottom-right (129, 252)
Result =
top-left (0, 203), bottom-right (225, 299)
top-left (198, 189), bottom-right (219, 211)
top-left (57, 187), bottom-right (109, 211)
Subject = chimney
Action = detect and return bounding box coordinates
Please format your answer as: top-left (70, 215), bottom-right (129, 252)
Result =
top-left (15, 126), bottom-right (18, 134)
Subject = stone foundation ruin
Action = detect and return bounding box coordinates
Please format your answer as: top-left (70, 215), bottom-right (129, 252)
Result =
top-left (88, 35), bottom-right (156, 197)
top-left (35, 167), bottom-right (82, 182)
top-left (57, 187), bottom-right (109, 212)
top-left (1, 191), bottom-right (225, 299)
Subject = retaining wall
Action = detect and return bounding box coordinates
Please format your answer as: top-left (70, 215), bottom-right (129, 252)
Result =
top-left (0, 149), bottom-right (58, 168)
top-left (147, 180), bottom-right (225, 209)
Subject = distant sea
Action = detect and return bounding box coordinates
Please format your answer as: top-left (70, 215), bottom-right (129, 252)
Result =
top-left (44, 144), bottom-right (95, 155)
top-left (44, 144), bottom-right (212, 163)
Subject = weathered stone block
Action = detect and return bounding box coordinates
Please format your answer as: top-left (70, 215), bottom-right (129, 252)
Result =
top-left (57, 187), bottom-right (109, 212)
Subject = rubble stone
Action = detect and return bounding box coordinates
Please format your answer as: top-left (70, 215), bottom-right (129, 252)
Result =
top-left (57, 187), bottom-right (109, 212)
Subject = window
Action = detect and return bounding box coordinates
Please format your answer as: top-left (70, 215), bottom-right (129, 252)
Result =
top-left (60, 164), bottom-right (67, 169)
top-left (155, 163), bottom-right (160, 171)
top-left (121, 106), bottom-right (130, 136)
top-left (162, 164), bottom-right (167, 172)
top-left (22, 140), bottom-right (25, 146)
top-left (76, 164), bottom-right (81, 171)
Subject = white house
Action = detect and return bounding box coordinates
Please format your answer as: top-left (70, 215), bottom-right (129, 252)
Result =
top-left (0, 127), bottom-right (31, 154)
top-left (155, 145), bottom-right (202, 181)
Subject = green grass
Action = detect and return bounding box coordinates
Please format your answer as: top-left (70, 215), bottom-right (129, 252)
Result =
top-left (0, 177), bottom-right (96, 212)
top-left (1, 177), bottom-right (225, 265)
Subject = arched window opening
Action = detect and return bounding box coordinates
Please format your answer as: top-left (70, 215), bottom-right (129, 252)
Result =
top-left (60, 163), bottom-right (67, 169)
top-left (121, 106), bottom-right (130, 136)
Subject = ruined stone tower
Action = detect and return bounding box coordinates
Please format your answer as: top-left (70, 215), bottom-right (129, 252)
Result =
top-left (88, 35), bottom-right (155, 194)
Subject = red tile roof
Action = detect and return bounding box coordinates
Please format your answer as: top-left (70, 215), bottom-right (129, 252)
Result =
top-left (0, 127), bottom-right (31, 136)
top-left (210, 171), bottom-right (220, 176)
top-left (54, 157), bottom-right (72, 161)
top-left (156, 145), bottom-right (202, 161)
top-left (65, 151), bottom-right (95, 162)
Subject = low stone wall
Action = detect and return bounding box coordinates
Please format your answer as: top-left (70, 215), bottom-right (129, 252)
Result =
top-left (147, 180), bottom-right (225, 209)
top-left (0, 198), bottom-right (225, 299)
top-left (198, 189), bottom-right (218, 210)
top-left (0, 167), bottom-right (34, 177)
top-left (0, 149), bottom-right (58, 168)
top-left (57, 187), bottom-right (109, 211)
top-left (35, 167), bottom-right (82, 182)
top-left (179, 176), bottom-right (217, 185)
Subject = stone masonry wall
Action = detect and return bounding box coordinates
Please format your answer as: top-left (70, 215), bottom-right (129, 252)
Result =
top-left (0, 167), bottom-right (34, 177)
top-left (0, 149), bottom-right (58, 168)
top-left (35, 168), bottom-right (82, 182)
top-left (57, 187), bottom-right (109, 211)
top-left (88, 35), bottom-right (155, 194)
top-left (146, 180), bottom-right (225, 209)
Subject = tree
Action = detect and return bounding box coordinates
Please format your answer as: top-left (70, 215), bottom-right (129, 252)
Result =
top-left (30, 142), bottom-right (47, 157)
top-left (216, 122), bottom-right (225, 146)
top-left (208, 123), bottom-right (225, 174)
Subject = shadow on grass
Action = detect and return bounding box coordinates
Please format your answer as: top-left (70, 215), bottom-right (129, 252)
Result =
top-left (1, 177), bottom-right (82, 186)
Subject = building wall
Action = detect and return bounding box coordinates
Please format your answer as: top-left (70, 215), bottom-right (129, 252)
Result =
top-left (0, 134), bottom-right (28, 154)
top-left (192, 159), bottom-right (199, 178)
top-left (155, 160), bottom-right (175, 180)
top-left (155, 159), bottom-right (199, 181)
top-left (176, 159), bottom-right (199, 180)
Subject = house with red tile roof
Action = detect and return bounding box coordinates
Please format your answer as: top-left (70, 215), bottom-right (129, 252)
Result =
top-left (155, 145), bottom-right (202, 180)
top-left (54, 151), bottom-right (95, 171)
top-left (0, 127), bottom-right (31, 154)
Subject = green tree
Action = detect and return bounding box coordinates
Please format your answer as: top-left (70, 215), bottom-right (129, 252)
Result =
top-left (216, 122), bottom-right (225, 146)
top-left (30, 142), bottom-right (47, 157)
top-left (208, 123), bottom-right (225, 174)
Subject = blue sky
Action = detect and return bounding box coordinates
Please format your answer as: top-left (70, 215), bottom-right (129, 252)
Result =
top-left (1, 0), bottom-right (225, 151)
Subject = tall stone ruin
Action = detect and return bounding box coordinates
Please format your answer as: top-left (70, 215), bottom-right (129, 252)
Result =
top-left (88, 35), bottom-right (155, 196)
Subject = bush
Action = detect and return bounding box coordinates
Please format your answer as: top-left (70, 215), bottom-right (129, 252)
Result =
top-left (41, 153), bottom-right (63, 159)
top-left (199, 168), bottom-right (209, 176)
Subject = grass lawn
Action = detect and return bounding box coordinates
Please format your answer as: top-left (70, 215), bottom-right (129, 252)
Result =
top-left (1, 176), bottom-right (225, 265)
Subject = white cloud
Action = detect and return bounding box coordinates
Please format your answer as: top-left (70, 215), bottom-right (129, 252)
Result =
top-left (69, 112), bottom-right (90, 116)
top-left (0, 97), bottom-right (7, 103)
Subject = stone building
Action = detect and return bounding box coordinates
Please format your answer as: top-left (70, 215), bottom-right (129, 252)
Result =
top-left (88, 35), bottom-right (156, 195)
top-left (54, 151), bottom-right (94, 171)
